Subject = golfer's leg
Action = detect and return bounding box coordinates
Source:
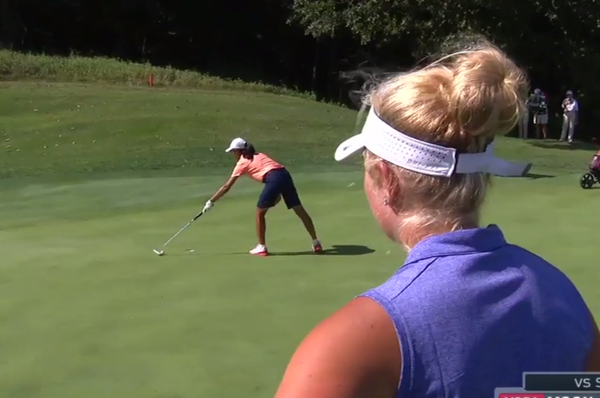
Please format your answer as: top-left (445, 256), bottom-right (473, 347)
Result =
top-left (255, 208), bottom-right (268, 245)
top-left (292, 205), bottom-right (318, 241)
top-left (256, 182), bottom-right (278, 248)
top-left (279, 171), bottom-right (318, 242)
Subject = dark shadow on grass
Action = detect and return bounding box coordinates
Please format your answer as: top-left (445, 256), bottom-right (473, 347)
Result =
top-left (270, 244), bottom-right (375, 256)
top-left (523, 172), bottom-right (555, 179)
top-left (528, 140), bottom-right (599, 152)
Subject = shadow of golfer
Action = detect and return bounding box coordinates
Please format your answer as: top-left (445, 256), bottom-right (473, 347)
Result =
top-left (270, 244), bottom-right (375, 256)
top-left (524, 172), bottom-right (555, 179)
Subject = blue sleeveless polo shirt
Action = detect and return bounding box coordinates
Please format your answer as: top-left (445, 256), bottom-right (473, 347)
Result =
top-left (362, 225), bottom-right (593, 398)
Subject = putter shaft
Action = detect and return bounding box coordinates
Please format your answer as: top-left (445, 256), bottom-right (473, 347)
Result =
top-left (156, 210), bottom-right (205, 250)
top-left (161, 221), bottom-right (192, 248)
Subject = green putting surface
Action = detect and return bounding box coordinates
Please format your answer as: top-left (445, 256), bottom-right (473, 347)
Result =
top-left (0, 82), bottom-right (598, 397)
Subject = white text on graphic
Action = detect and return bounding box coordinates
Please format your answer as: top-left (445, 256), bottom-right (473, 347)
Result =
top-left (574, 378), bottom-right (600, 389)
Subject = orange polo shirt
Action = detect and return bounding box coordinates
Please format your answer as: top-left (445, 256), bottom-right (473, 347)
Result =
top-left (231, 153), bottom-right (284, 182)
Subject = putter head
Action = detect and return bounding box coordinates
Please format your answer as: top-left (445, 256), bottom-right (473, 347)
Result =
top-left (153, 249), bottom-right (165, 256)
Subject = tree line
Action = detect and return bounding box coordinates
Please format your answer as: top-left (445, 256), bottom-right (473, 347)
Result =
top-left (1, 0), bottom-right (599, 139)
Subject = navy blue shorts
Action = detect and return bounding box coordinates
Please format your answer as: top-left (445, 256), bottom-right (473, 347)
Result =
top-left (257, 168), bottom-right (301, 209)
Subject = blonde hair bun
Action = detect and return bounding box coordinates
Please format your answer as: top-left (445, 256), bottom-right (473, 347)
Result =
top-left (370, 41), bottom-right (528, 153)
top-left (445, 45), bottom-right (528, 138)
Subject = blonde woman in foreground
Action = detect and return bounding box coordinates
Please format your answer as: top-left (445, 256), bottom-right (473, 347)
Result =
top-left (273, 41), bottom-right (600, 398)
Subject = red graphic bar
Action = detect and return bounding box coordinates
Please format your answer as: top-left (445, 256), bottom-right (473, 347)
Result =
top-left (499, 394), bottom-right (545, 398)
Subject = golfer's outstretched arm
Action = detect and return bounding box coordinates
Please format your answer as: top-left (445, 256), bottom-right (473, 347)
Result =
top-left (209, 176), bottom-right (238, 203)
top-left (274, 297), bottom-right (401, 398)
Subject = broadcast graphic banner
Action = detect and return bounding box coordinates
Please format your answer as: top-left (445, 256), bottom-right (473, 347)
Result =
top-left (495, 372), bottom-right (600, 398)
top-left (495, 388), bottom-right (600, 398)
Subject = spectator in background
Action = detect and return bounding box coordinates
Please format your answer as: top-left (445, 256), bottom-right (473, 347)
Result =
top-left (560, 90), bottom-right (579, 143)
top-left (532, 89), bottom-right (548, 139)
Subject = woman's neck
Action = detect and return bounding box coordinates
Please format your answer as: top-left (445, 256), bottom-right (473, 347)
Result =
top-left (399, 217), bottom-right (479, 251)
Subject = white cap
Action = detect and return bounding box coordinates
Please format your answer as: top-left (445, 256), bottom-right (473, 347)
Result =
top-left (334, 107), bottom-right (530, 177)
top-left (225, 137), bottom-right (247, 152)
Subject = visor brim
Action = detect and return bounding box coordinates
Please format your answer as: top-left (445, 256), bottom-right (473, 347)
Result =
top-left (334, 134), bottom-right (366, 162)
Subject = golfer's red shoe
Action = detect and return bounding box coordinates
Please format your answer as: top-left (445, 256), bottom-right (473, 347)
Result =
top-left (312, 240), bottom-right (323, 253)
top-left (249, 244), bottom-right (268, 256)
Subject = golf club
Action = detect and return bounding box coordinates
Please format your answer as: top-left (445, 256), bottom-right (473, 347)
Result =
top-left (153, 210), bottom-right (205, 256)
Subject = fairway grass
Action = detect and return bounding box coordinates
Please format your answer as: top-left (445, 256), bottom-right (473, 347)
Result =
top-left (1, 82), bottom-right (600, 397)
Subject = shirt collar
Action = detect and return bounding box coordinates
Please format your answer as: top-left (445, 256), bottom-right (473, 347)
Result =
top-left (405, 224), bottom-right (507, 263)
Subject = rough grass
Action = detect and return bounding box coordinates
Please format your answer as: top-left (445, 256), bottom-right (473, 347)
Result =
top-left (0, 50), bottom-right (315, 100)
top-left (0, 82), bottom-right (351, 179)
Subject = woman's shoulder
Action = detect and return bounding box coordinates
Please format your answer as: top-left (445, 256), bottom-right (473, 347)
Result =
top-left (276, 296), bottom-right (401, 397)
top-left (255, 152), bottom-right (278, 162)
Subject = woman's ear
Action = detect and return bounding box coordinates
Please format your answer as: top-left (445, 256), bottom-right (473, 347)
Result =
top-left (376, 161), bottom-right (400, 202)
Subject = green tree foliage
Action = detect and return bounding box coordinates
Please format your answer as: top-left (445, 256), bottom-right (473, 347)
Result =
top-left (290, 0), bottom-right (600, 137)
top-left (1, 0), bottom-right (600, 137)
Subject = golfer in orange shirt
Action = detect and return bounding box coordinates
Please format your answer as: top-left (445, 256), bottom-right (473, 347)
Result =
top-left (203, 138), bottom-right (322, 256)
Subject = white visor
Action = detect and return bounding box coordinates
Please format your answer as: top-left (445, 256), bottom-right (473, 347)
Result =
top-left (334, 107), bottom-right (530, 177)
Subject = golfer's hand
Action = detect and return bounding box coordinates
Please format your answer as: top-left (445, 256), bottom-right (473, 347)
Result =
top-left (203, 200), bottom-right (214, 213)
